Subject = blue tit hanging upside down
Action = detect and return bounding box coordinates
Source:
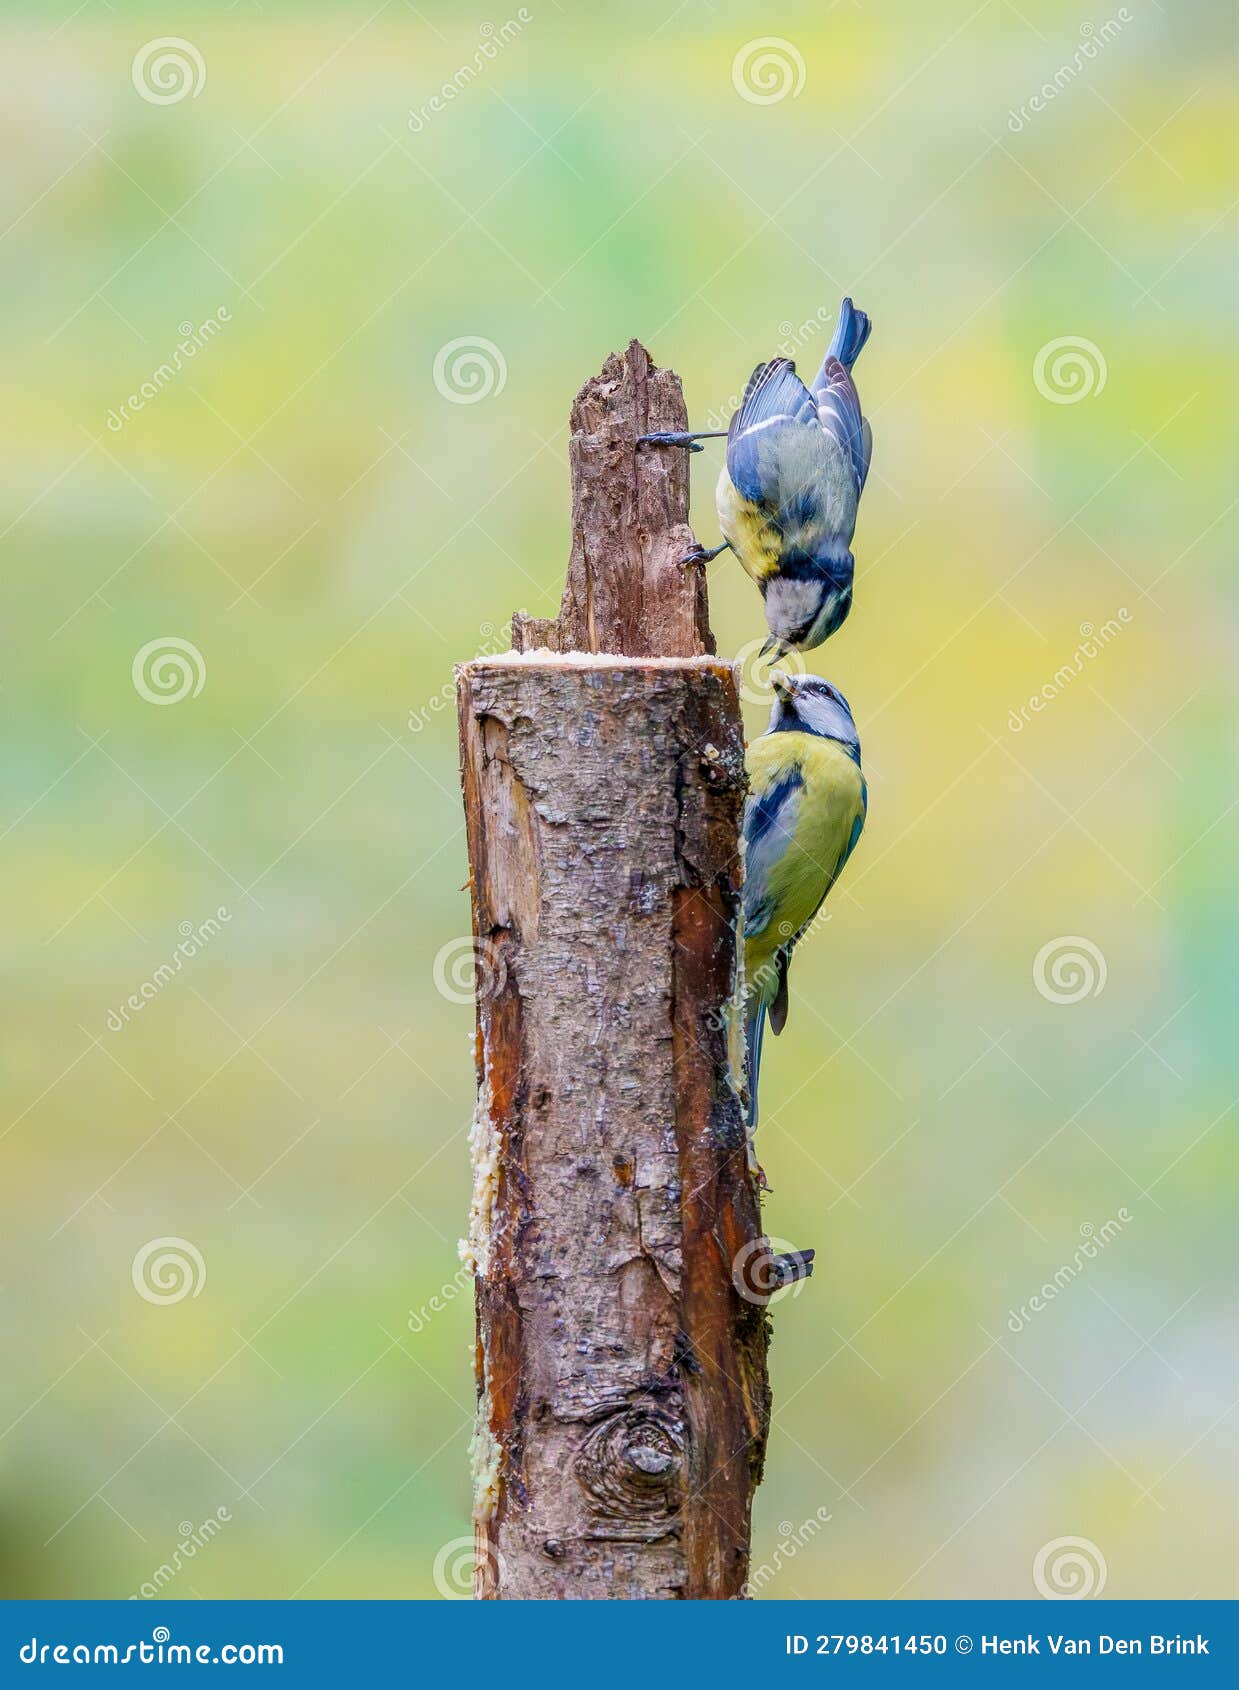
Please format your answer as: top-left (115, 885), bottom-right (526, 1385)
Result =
top-left (742, 672), bottom-right (867, 1139)
top-left (639, 297), bottom-right (873, 658)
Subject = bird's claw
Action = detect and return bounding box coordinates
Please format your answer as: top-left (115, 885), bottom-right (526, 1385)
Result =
top-left (767, 1247), bottom-right (814, 1288)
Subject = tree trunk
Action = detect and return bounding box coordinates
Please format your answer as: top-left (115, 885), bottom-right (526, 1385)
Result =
top-left (456, 342), bottom-right (773, 1600)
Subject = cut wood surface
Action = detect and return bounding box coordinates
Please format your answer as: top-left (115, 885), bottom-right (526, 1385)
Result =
top-left (457, 342), bottom-right (773, 1600)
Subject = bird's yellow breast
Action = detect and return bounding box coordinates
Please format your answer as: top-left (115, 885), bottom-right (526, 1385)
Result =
top-left (716, 468), bottom-right (782, 583)
top-left (743, 731), bottom-right (865, 988)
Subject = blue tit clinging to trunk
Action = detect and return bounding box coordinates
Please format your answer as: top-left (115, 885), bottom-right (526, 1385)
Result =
top-left (742, 672), bottom-right (867, 1131)
top-left (639, 298), bottom-right (873, 657)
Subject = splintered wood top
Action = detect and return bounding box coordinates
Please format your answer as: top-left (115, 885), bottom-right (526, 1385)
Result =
top-left (509, 340), bottom-right (714, 661)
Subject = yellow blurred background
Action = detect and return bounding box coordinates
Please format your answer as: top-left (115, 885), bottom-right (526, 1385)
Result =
top-left (2, 0), bottom-right (1234, 1599)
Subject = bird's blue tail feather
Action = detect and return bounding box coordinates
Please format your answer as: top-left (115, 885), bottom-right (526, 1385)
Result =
top-left (824, 296), bottom-right (871, 373)
top-left (745, 1007), bottom-right (766, 1131)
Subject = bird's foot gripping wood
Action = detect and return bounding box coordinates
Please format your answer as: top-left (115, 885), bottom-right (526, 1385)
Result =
top-left (679, 540), bottom-right (732, 571)
top-left (637, 430), bottom-right (729, 453)
top-left (731, 1240), bottom-right (816, 1302)
top-left (768, 1248), bottom-right (815, 1288)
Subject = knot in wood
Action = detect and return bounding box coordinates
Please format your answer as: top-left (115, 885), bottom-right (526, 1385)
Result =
top-left (575, 1409), bottom-right (684, 1531)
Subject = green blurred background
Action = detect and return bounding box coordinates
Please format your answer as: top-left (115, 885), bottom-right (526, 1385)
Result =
top-left (3, 0), bottom-right (1234, 1600)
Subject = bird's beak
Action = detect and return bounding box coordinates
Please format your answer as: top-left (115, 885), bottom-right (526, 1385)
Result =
top-left (770, 669), bottom-right (793, 700)
top-left (760, 634), bottom-right (789, 662)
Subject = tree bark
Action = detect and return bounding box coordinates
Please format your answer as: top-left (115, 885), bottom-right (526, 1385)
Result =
top-left (456, 342), bottom-right (772, 1600)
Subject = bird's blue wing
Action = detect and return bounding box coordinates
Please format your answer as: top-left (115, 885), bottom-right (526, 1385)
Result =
top-left (816, 356), bottom-right (870, 494)
top-left (727, 358), bottom-right (818, 504)
top-left (741, 767), bottom-right (803, 937)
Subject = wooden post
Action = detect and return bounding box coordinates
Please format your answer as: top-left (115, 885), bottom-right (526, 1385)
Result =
top-left (456, 342), bottom-right (772, 1600)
